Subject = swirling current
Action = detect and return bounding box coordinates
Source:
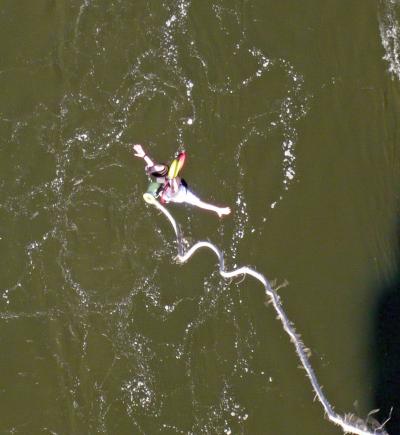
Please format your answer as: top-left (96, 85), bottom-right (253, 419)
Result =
top-left (0, 1), bottom-right (399, 434)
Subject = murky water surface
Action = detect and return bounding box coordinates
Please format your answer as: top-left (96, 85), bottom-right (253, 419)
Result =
top-left (1, 1), bottom-right (400, 434)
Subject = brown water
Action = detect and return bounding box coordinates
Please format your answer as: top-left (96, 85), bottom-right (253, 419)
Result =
top-left (1, 1), bottom-right (399, 434)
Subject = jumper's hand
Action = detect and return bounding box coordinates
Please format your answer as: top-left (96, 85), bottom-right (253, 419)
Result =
top-left (133, 144), bottom-right (145, 158)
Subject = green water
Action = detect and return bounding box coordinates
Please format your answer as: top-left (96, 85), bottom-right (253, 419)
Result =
top-left (0, 1), bottom-right (399, 434)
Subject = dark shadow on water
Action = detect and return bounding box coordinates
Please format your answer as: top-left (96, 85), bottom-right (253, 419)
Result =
top-left (373, 273), bottom-right (400, 435)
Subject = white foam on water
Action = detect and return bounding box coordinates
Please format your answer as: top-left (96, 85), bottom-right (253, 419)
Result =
top-left (230, 171), bottom-right (249, 261)
top-left (110, 0), bottom-right (196, 146)
top-left (162, 0), bottom-right (197, 138)
top-left (189, 379), bottom-right (250, 434)
top-left (224, 49), bottom-right (309, 241)
top-left (197, 40), bottom-right (308, 219)
top-left (379, 0), bottom-right (400, 80)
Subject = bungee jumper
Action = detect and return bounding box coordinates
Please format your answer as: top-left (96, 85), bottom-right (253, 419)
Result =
top-left (133, 144), bottom-right (231, 217)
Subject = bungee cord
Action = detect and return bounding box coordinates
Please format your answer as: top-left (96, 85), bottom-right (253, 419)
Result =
top-left (142, 193), bottom-right (389, 435)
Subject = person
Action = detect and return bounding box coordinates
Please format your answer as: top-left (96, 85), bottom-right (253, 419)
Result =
top-left (133, 144), bottom-right (231, 217)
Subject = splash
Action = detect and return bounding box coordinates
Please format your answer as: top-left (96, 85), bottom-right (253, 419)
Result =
top-left (379, 0), bottom-right (400, 80)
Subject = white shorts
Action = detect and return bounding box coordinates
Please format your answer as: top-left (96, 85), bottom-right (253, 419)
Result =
top-left (166, 184), bottom-right (201, 205)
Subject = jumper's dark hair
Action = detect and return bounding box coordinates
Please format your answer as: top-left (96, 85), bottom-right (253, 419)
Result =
top-left (146, 164), bottom-right (169, 178)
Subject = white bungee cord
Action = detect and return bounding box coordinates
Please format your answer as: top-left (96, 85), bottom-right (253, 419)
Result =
top-left (142, 193), bottom-right (389, 435)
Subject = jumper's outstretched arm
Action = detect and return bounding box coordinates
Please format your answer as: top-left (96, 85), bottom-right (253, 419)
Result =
top-left (133, 144), bottom-right (154, 167)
